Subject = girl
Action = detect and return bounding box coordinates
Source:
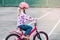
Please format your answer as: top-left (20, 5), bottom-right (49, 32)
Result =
top-left (17, 2), bottom-right (34, 40)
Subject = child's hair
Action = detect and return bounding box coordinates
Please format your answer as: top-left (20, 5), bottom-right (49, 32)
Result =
top-left (18, 7), bottom-right (26, 14)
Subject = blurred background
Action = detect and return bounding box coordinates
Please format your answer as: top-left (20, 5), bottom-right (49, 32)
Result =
top-left (0, 0), bottom-right (60, 40)
top-left (0, 0), bottom-right (60, 7)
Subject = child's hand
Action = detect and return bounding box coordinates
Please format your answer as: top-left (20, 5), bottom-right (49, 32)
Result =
top-left (34, 18), bottom-right (38, 20)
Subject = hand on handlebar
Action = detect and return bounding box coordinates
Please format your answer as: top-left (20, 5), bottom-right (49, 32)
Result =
top-left (34, 18), bottom-right (38, 20)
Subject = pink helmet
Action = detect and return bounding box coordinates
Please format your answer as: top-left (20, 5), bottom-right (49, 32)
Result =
top-left (19, 2), bottom-right (29, 9)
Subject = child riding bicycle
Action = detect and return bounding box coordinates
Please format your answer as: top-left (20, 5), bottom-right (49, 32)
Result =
top-left (17, 2), bottom-right (35, 40)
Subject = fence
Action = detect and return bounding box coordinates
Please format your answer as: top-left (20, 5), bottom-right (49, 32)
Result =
top-left (0, 0), bottom-right (60, 7)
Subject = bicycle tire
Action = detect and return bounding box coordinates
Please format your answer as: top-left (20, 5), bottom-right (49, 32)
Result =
top-left (33, 31), bottom-right (48, 40)
top-left (5, 34), bottom-right (21, 40)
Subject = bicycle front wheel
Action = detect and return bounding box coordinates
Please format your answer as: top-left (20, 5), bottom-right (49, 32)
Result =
top-left (33, 31), bottom-right (48, 40)
top-left (5, 34), bottom-right (21, 40)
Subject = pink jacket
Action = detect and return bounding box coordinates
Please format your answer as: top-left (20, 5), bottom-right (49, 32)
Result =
top-left (17, 11), bottom-right (34, 26)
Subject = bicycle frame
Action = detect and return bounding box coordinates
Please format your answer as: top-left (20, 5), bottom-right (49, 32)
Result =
top-left (29, 25), bottom-right (38, 35)
top-left (9, 19), bottom-right (39, 39)
top-left (10, 26), bottom-right (38, 36)
top-left (6, 19), bottom-right (48, 40)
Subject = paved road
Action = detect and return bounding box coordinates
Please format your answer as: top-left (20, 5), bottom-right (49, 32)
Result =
top-left (0, 7), bottom-right (60, 40)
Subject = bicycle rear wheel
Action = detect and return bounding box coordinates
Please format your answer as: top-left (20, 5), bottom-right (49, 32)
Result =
top-left (33, 31), bottom-right (48, 40)
top-left (5, 34), bottom-right (21, 40)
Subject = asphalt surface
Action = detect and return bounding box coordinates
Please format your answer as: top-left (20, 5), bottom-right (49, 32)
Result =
top-left (0, 7), bottom-right (60, 40)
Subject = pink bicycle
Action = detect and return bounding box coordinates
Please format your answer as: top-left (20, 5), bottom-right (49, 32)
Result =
top-left (5, 19), bottom-right (48, 40)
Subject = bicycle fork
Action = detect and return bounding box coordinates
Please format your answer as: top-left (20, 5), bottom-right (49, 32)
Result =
top-left (36, 30), bottom-right (42, 40)
top-left (34, 19), bottom-right (42, 40)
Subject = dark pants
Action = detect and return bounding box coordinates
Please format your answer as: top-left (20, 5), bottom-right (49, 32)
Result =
top-left (18, 24), bottom-right (32, 35)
